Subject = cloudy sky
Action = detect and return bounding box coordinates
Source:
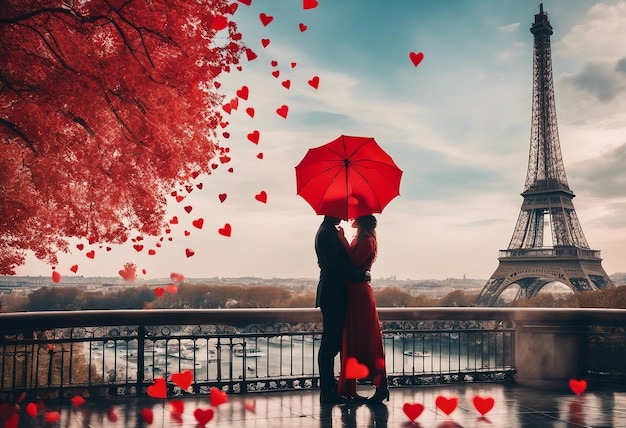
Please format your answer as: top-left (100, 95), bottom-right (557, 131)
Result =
top-left (17, 0), bottom-right (626, 282)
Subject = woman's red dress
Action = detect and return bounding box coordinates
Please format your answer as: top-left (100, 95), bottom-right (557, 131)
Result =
top-left (337, 237), bottom-right (387, 397)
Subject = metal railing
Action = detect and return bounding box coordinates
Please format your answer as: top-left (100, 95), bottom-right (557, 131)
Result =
top-left (1, 308), bottom-right (624, 400)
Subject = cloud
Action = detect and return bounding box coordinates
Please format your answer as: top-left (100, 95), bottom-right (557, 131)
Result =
top-left (560, 60), bottom-right (626, 101)
top-left (573, 142), bottom-right (626, 199)
top-left (498, 22), bottom-right (520, 33)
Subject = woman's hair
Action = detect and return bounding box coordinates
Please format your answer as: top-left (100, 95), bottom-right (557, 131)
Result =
top-left (355, 215), bottom-right (377, 241)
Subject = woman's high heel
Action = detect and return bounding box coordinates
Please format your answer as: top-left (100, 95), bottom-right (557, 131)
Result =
top-left (368, 388), bottom-right (389, 403)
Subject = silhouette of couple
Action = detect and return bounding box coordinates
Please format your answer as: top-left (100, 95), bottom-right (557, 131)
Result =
top-left (314, 215), bottom-right (389, 405)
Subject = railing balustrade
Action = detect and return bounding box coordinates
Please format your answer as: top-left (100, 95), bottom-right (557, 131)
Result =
top-left (1, 308), bottom-right (624, 400)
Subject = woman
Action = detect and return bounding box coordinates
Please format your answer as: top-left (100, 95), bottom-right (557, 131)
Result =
top-left (337, 214), bottom-right (389, 403)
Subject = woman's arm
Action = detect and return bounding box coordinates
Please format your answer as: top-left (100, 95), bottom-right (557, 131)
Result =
top-left (348, 238), bottom-right (375, 267)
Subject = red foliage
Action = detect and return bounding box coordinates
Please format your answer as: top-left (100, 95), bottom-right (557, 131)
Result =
top-left (0, 0), bottom-right (245, 274)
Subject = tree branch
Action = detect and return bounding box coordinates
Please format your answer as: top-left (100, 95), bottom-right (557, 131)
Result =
top-left (0, 118), bottom-right (40, 156)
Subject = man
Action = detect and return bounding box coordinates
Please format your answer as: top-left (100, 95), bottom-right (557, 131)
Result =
top-left (315, 215), bottom-right (370, 404)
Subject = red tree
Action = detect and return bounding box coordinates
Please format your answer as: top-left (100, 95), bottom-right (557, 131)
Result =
top-left (0, 0), bottom-right (244, 274)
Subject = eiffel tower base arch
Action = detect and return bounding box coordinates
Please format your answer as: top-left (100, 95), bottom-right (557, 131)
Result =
top-left (474, 256), bottom-right (614, 306)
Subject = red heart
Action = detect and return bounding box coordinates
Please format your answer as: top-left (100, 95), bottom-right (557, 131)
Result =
top-left (140, 408), bottom-right (153, 424)
top-left (170, 216), bottom-right (179, 224)
top-left (271, 70), bottom-right (280, 78)
top-left (71, 395), bottom-right (85, 407)
top-left (472, 395), bottom-right (495, 416)
top-left (236, 85), bottom-right (249, 100)
top-left (271, 60), bottom-right (278, 67)
top-left (229, 98), bottom-right (239, 110)
top-left (409, 51), bottom-right (424, 67)
top-left (222, 103), bottom-right (232, 114)
top-left (154, 287), bottom-right (165, 297)
top-left (147, 378), bottom-right (167, 398)
top-left (259, 13), bottom-right (273, 26)
top-left (308, 76), bottom-right (320, 89)
top-left (228, 168), bottom-right (234, 173)
top-left (299, 23), bottom-right (307, 32)
top-left (228, 3), bottom-right (238, 14)
top-left (257, 152), bottom-right (264, 159)
top-left (246, 107), bottom-right (255, 118)
top-left (192, 218), bottom-right (204, 229)
top-left (219, 193), bottom-right (227, 202)
top-left (148, 249), bottom-right (156, 255)
top-left (435, 395), bottom-right (458, 415)
top-left (238, 0), bottom-right (251, 5)
top-left (5, 413), bottom-right (19, 428)
top-left (197, 183), bottom-right (203, 190)
top-left (210, 387), bottom-right (229, 406)
top-left (402, 403), bottom-right (424, 422)
top-left (86, 250), bottom-right (95, 259)
top-left (211, 15), bottom-right (228, 31)
top-left (44, 412), bottom-right (60, 423)
top-left (344, 357), bottom-right (369, 379)
top-left (170, 272), bottom-right (184, 282)
top-left (247, 130), bottom-right (260, 144)
top-left (245, 48), bottom-right (257, 61)
top-left (76, 243), bottom-right (84, 251)
top-left (165, 283), bottom-right (178, 294)
top-left (184, 206), bottom-right (192, 213)
top-left (175, 195), bottom-right (184, 202)
top-left (52, 270), bottom-right (61, 283)
top-left (133, 244), bottom-right (144, 252)
top-left (218, 224), bottom-right (232, 237)
top-left (255, 191), bottom-right (267, 203)
top-left (303, 0), bottom-right (318, 9)
top-left (569, 378), bottom-right (587, 395)
top-left (261, 38), bottom-right (270, 48)
top-left (291, 62), bottom-right (297, 68)
top-left (276, 105), bottom-right (288, 119)
top-left (119, 265), bottom-right (136, 281)
top-left (281, 79), bottom-right (291, 89)
top-left (107, 406), bottom-right (118, 422)
top-left (214, 81), bottom-right (221, 89)
top-left (26, 402), bottom-right (37, 417)
top-left (245, 399), bottom-right (256, 413)
top-left (185, 248), bottom-right (195, 258)
top-left (194, 408), bottom-right (214, 425)
top-left (142, 268), bottom-right (147, 275)
top-left (171, 370), bottom-right (193, 390)
top-left (70, 264), bottom-right (78, 273)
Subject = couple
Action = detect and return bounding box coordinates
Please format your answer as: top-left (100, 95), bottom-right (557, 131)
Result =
top-left (315, 214), bottom-right (388, 405)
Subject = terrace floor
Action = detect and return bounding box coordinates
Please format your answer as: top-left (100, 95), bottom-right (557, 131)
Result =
top-left (5, 382), bottom-right (626, 427)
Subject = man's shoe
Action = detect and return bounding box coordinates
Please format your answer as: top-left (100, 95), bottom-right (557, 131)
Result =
top-left (320, 393), bottom-right (348, 405)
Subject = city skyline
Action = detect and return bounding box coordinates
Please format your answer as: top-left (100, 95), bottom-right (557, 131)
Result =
top-left (15, 1), bottom-right (626, 281)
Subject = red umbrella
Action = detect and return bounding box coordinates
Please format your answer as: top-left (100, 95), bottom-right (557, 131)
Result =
top-left (295, 135), bottom-right (402, 220)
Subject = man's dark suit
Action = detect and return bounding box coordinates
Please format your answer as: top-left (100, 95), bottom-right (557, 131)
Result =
top-left (314, 216), bottom-right (369, 396)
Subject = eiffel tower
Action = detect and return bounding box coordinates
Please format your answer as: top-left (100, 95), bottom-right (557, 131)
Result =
top-left (474, 3), bottom-right (614, 306)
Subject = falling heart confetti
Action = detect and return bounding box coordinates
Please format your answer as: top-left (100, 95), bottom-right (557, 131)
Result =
top-left (344, 357), bottom-right (369, 379)
top-left (257, 152), bottom-right (264, 159)
top-left (133, 244), bottom-right (144, 252)
top-left (245, 48), bottom-right (257, 61)
top-left (70, 264), bottom-right (78, 273)
top-left (238, 0), bottom-right (251, 5)
top-left (271, 60), bottom-right (278, 67)
top-left (255, 191), bottom-right (267, 203)
top-left (261, 38), bottom-right (270, 48)
top-left (245, 400), bottom-right (256, 413)
top-left (165, 283), bottom-right (179, 294)
top-left (26, 402), bottom-right (37, 417)
top-left (192, 218), bottom-right (204, 229)
top-left (271, 69), bottom-right (280, 78)
top-left (219, 193), bottom-right (227, 202)
top-left (52, 270), bottom-right (61, 283)
top-left (86, 250), bottom-right (95, 259)
top-left (210, 387), bottom-right (229, 406)
top-left (218, 224), bottom-right (232, 237)
top-left (185, 248), bottom-right (195, 258)
top-left (44, 412), bottom-right (61, 423)
top-left (71, 395), bottom-right (85, 407)
top-left (194, 408), bottom-right (215, 425)
top-left (246, 107), bottom-right (255, 118)
top-left (299, 23), bottom-right (307, 32)
top-left (119, 264), bottom-right (137, 282)
top-left (148, 249), bottom-right (156, 255)
top-left (184, 205), bottom-right (193, 213)
top-left (409, 51), bottom-right (425, 67)
top-left (170, 272), bottom-right (184, 282)
top-left (247, 130), bottom-right (260, 144)
top-left (472, 395), bottom-right (495, 416)
top-left (281, 79), bottom-right (291, 89)
top-left (236, 86), bottom-right (249, 100)
top-left (76, 243), bottom-right (84, 251)
top-left (402, 403), bottom-right (424, 422)
top-left (211, 15), bottom-right (228, 31)
top-left (308, 76), bottom-right (320, 89)
top-left (147, 378), bottom-right (167, 398)
top-left (171, 370), bottom-right (193, 390)
top-left (154, 287), bottom-right (165, 297)
top-left (259, 13), bottom-right (273, 26)
top-left (107, 406), bottom-right (118, 422)
top-left (569, 379), bottom-right (587, 395)
top-left (435, 395), bottom-right (458, 415)
top-left (276, 104), bottom-right (289, 118)
top-left (291, 62), bottom-right (297, 68)
top-left (170, 216), bottom-right (179, 224)
top-left (303, 0), bottom-right (318, 9)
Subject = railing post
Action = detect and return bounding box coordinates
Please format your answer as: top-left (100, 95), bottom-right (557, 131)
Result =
top-left (514, 320), bottom-right (586, 390)
top-left (137, 325), bottom-right (145, 396)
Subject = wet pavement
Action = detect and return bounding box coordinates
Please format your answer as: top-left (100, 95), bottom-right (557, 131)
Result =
top-left (4, 382), bottom-right (626, 427)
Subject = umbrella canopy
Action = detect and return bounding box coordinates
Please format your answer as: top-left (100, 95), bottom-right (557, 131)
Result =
top-left (295, 135), bottom-right (402, 220)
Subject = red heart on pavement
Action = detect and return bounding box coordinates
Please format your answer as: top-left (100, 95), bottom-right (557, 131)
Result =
top-left (26, 402), bottom-right (37, 417)
top-left (140, 408), bottom-right (153, 424)
top-left (194, 408), bottom-right (214, 425)
top-left (71, 395), bottom-right (85, 406)
top-left (344, 357), bottom-right (369, 379)
top-left (402, 403), bottom-right (424, 422)
top-left (435, 395), bottom-right (458, 415)
top-left (210, 387), bottom-right (228, 406)
top-left (473, 395), bottom-right (495, 415)
top-left (569, 379), bottom-right (587, 395)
